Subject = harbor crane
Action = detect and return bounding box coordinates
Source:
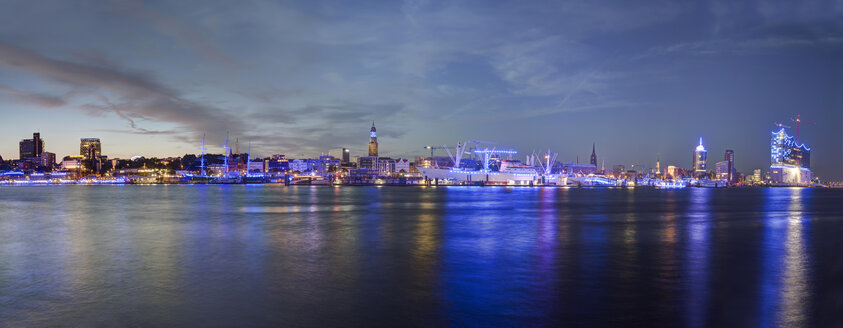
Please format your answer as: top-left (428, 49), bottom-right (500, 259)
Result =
top-left (790, 114), bottom-right (815, 144)
top-left (423, 145), bottom-right (447, 158)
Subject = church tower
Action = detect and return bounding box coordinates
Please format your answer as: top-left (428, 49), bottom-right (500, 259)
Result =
top-left (590, 143), bottom-right (597, 166)
top-left (368, 121), bottom-right (378, 157)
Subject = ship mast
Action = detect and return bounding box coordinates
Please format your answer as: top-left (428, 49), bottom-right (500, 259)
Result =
top-left (199, 133), bottom-right (207, 176)
top-left (222, 131), bottom-right (230, 176)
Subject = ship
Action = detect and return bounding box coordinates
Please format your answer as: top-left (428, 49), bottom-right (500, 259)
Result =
top-left (417, 141), bottom-right (565, 186)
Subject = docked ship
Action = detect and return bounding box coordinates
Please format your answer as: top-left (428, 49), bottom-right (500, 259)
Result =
top-left (417, 141), bottom-right (565, 186)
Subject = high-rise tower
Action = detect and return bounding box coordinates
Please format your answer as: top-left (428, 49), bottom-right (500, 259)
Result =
top-left (656, 156), bottom-right (661, 176)
top-left (19, 132), bottom-right (45, 160)
top-left (693, 137), bottom-right (707, 176)
top-left (590, 143), bottom-right (597, 166)
top-left (368, 121), bottom-right (378, 157)
top-left (724, 149), bottom-right (734, 183)
top-left (80, 138), bottom-right (102, 173)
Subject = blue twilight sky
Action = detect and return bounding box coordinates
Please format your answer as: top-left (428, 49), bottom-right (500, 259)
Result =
top-left (0, 0), bottom-right (841, 178)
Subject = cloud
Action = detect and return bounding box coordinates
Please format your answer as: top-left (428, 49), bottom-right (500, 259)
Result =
top-left (109, 1), bottom-right (237, 68)
top-left (0, 85), bottom-right (67, 108)
top-left (0, 41), bottom-right (247, 142)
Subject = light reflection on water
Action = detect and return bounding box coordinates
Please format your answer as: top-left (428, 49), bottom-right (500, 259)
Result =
top-left (0, 185), bottom-right (841, 326)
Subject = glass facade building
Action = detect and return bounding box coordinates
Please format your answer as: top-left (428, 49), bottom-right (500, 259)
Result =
top-left (769, 128), bottom-right (812, 184)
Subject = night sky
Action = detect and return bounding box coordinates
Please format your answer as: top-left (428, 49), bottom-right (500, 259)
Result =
top-left (1, 1), bottom-right (841, 178)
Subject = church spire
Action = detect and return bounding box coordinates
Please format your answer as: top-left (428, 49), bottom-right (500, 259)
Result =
top-left (368, 121), bottom-right (378, 157)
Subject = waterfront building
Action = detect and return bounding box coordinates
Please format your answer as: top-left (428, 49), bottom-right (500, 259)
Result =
top-left (692, 138), bottom-right (707, 177)
top-left (19, 132), bottom-right (44, 160)
top-left (317, 155), bottom-right (341, 172)
top-left (328, 148), bottom-right (350, 164)
top-left (769, 128), bottom-right (812, 184)
top-left (80, 138), bottom-right (101, 159)
top-left (80, 138), bottom-right (103, 173)
top-left (359, 156), bottom-right (399, 176)
top-left (40, 151), bottom-right (56, 170)
top-left (665, 165), bottom-right (680, 179)
top-left (247, 160), bottom-right (264, 173)
top-left (266, 155), bottom-right (289, 172)
top-left (368, 122), bottom-right (378, 157)
top-left (562, 162), bottom-right (597, 176)
top-left (612, 165), bottom-right (625, 178)
top-left (753, 169), bottom-right (762, 182)
top-left (395, 158), bottom-right (410, 173)
top-left (358, 156), bottom-right (376, 171)
top-left (715, 161), bottom-right (730, 180)
top-left (60, 155), bottom-right (84, 172)
top-left (289, 159), bottom-right (316, 173)
top-left (724, 149), bottom-right (735, 183)
top-left (376, 157), bottom-right (396, 175)
top-left (590, 144), bottom-right (597, 166)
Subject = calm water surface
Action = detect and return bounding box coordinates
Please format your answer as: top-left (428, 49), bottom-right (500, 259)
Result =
top-left (1, 186), bottom-right (842, 327)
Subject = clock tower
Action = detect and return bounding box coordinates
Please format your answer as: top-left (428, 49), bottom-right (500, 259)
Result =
top-left (368, 122), bottom-right (378, 157)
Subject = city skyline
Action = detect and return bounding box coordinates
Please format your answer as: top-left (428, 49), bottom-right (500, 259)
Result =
top-left (1, 1), bottom-right (841, 178)
top-left (1, 123), bottom-right (821, 180)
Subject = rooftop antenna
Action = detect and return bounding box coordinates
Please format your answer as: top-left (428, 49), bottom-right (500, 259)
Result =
top-left (790, 114), bottom-right (815, 144)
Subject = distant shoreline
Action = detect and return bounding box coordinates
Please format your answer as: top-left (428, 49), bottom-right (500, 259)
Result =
top-left (0, 183), bottom-right (832, 188)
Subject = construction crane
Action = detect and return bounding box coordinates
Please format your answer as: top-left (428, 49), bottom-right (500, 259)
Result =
top-left (774, 122), bottom-right (791, 129)
top-left (423, 146), bottom-right (447, 158)
top-left (790, 114), bottom-right (815, 144)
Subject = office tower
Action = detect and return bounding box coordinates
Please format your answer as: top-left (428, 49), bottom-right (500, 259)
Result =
top-left (80, 138), bottom-right (102, 172)
top-left (19, 132), bottom-right (45, 160)
top-left (724, 149), bottom-right (734, 183)
top-left (693, 138), bottom-right (707, 176)
top-left (368, 122), bottom-right (378, 157)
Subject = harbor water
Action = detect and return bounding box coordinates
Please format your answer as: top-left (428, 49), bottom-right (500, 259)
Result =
top-left (1, 186), bottom-right (841, 326)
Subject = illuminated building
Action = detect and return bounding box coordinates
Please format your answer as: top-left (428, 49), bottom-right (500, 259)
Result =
top-left (395, 158), bottom-right (411, 173)
top-left (665, 165), bottom-right (680, 179)
top-left (317, 155), bottom-right (341, 172)
top-left (692, 138), bottom-right (707, 176)
top-left (590, 143), bottom-right (597, 166)
top-left (359, 156), bottom-right (396, 175)
top-left (715, 161), bottom-right (730, 180)
top-left (328, 148), bottom-right (350, 164)
top-left (19, 132), bottom-right (44, 160)
top-left (724, 149), bottom-right (734, 183)
top-left (655, 157), bottom-right (661, 177)
top-left (769, 128), bottom-right (812, 184)
top-left (80, 138), bottom-right (103, 173)
top-left (368, 122), bottom-right (378, 157)
top-left (60, 155), bottom-right (84, 177)
top-left (40, 152), bottom-right (56, 170)
top-left (562, 162), bottom-right (597, 176)
top-left (612, 165), bottom-right (625, 177)
top-left (289, 159), bottom-right (318, 172)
